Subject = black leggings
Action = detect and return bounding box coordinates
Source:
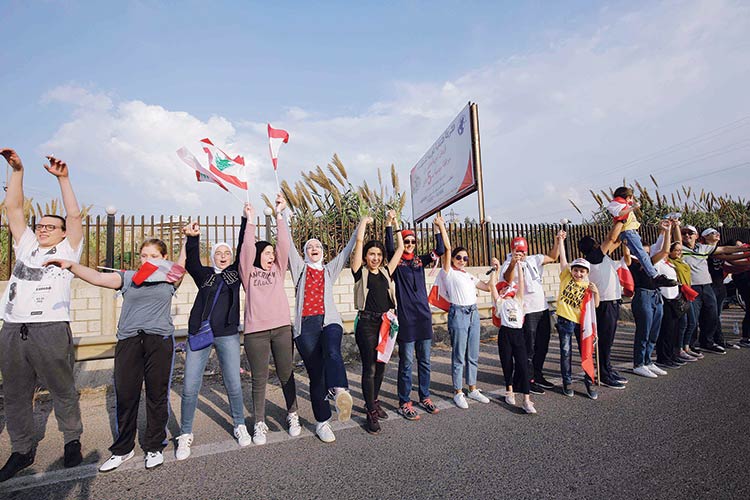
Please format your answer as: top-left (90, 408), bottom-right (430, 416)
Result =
top-left (498, 326), bottom-right (530, 395)
top-left (355, 314), bottom-right (386, 411)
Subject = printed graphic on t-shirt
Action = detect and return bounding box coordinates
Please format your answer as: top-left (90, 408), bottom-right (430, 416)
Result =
top-left (6, 250), bottom-right (72, 316)
top-left (251, 268), bottom-right (276, 287)
top-left (560, 278), bottom-right (586, 310)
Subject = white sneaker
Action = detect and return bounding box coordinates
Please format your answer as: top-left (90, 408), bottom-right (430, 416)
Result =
top-left (334, 389), bottom-right (353, 422)
top-left (647, 364), bottom-right (668, 376)
top-left (144, 451), bottom-right (163, 470)
top-left (252, 422), bottom-right (269, 445)
top-left (315, 420), bottom-right (336, 443)
top-left (467, 389), bottom-right (490, 404)
top-left (99, 450), bottom-right (135, 472)
top-left (287, 412), bottom-right (302, 437)
top-left (633, 365), bottom-right (657, 378)
top-left (522, 400), bottom-right (537, 414)
top-left (175, 433), bottom-right (193, 461)
top-left (453, 392), bottom-right (469, 409)
top-left (234, 424), bottom-right (252, 447)
top-left (504, 392), bottom-right (516, 406)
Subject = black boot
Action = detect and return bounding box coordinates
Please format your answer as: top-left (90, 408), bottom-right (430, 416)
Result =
top-left (366, 408), bottom-right (381, 434)
top-left (373, 400), bottom-right (388, 420)
top-left (0, 450), bottom-right (35, 482)
top-left (64, 439), bottom-right (83, 468)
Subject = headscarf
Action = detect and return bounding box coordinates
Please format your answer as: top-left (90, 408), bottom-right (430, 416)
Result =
top-left (253, 241), bottom-right (273, 269)
top-left (669, 255), bottom-right (692, 285)
top-left (401, 229), bottom-right (416, 261)
top-left (210, 242), bottom-right (232, 274)
top-left (303, 238), bottom-right (325, 270)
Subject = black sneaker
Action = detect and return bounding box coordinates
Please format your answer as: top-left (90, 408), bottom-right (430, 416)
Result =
top-left (601, 379), bottom-right (626, 390)
top-left (535, 376), bottom-right (555, 389)
top-left (373, 400), bottom-right (389, 420)
top-left (701, 344), bottom-right (726, 355)
top-left (739, 338), bottom-right (750, 348)
top-left (529, 382), bottom-right (545, 395)
top-left (64, 439), bottom-right (82, 468)
top-left (365, 409), bottom-right (381, 434)
top-left (719, 341), bottom-right (740, 350)
top-left (0, 450), bottom-right (35, 482)
top-left (562, 385), bottom-right (574, 397)
top-left (653, 274), bottom-right (679, 287)
top-left (584, 381), bottom-right (599, 400)
top-left (611, 371), bottom-right (629, 384)
top-left (672, 357), bottom-right (687, 366)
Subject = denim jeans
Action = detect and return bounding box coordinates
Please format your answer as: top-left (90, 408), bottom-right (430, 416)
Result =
top-left (691, 284), bottom-right (719, 347)
top-left (685, 297), bottom-right (698, 347)
top-left (621, 230), bottom-right (658, 278)
top-left (677, 310), bottom-right (689, 348)
top-left (181, 334), bottom-right (245, 434)
top-left (632, 288), bottom-right (664, 367)
top-left (556, 316), bottom-right (592, 387)
top-left (447, 304), bottom-right (480, 390)
top-left (397, 339), bottom-right (432, 404)
top-left (294, 315), bottom-right (349, 422)
top-left (712, 282), bottom-right (727, 344)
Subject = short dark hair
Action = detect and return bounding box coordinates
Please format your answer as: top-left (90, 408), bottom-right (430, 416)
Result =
top-left (139, 238), bottom-right (168, 257)
top-left (41, 214), bottom-right (66, 231)
top-left (578, 235), bottom-right (597, 256)
top-left (452, 246), bottom-right (468, 257)
top-left (613, 186), bottom-right (633, 199)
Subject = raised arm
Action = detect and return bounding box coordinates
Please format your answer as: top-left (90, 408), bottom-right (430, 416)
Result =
top-left (234, 213), bottom-right (248, 266)
top-left (489, 266), bottom-right (500, 302)
top-left (427, 215), bottom-right (447, 262)
top-left (435, 216), bottom-right (451, 272)
top-left (558, 230), bottom-right (569, 270)
top-left (45, 259), bottom-right (122, 289)
top-left (350, 216), bottom-right (372, 274)
top-left (384, 210), bottom-right (396, 259)
top-left (544, 229), bottom-right (567, 264)
top-left (649, 220), bottom-right (671, 264)
top-left (45, 156), bottom-right (83, 249)
top-left (600, 221), bottom-right (624, 255)
top-left (386, 224), bottom-right (404, 275)
top-left (513, 255), bottom-right (524, 302)
top-left (239, 203), bottom-right (257, 290)
top-left (1, 148), bottom-right (27, 243)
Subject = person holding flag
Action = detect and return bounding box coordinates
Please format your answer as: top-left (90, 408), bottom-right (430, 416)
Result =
top-left (46, 238), bottom-right (186, 472)
top-left (555, 230), bottom-right (600, 399)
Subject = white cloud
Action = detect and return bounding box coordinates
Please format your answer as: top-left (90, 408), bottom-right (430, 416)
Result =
top-left (39, 0), bottom-right (750, 223)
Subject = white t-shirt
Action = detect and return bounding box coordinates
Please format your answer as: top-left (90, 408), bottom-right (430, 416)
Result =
top-left (494, 296), bottom-right (524, 329)
top-left (682, 243), bottom-right (715, 286)
top-left (443, 268), bottom-right (479, 306)
top-left (655, 260), bottom-right (679, 299)
top-left (588, 255), bottom-right (622, 302)
top-left (0, 227), bottom-right (83, 323)
top-left (499, 254), bottom-right (548, 314)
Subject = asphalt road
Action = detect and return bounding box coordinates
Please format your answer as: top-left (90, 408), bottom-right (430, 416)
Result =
top-left (1, 307), bottom-right (748, 500)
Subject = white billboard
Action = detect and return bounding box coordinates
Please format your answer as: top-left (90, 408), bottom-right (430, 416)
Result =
top-left (410, 103), bottom-right (477, 223)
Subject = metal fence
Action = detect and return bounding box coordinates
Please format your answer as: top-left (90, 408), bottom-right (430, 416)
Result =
top-left (2, 214), bottom-right (749, 280)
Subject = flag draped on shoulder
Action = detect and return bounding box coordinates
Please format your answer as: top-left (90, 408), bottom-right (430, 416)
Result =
top-left (428, 269), bottom-right (451, 312)
top-left (201, 138), bottom-right (247, 189)
top-left (267, 124), bottom-right (289, 170)
top-left (176, 147), bottom-right (229, 191)
top-left (606, 197), bottom-right (630, 222)
top-left (580, 288), bottom-right (598, 382)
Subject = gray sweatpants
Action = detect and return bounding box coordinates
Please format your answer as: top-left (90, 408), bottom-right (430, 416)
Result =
top-left (244, 325), bottom-right (297, 424)
top-left (0, 321), bottom-right (83, 453)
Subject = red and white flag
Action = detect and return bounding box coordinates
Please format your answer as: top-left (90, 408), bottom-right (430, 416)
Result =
top-left (176, 147), bottom-right (229, 191)
top-left (201, 138), bottom-right (247, 189)
top-left (132, 259), bottom-right (186, 285)
top-left (428, 270), bottom-right (451, 312)
top-left (267, 124), bottom-right (289, 170)
top-left (580, 289), bottom-right (598, 382)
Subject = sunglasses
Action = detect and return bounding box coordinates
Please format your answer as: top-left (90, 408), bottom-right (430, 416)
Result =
top-left (404, 239), bottom-right (416, 244)
top-left (454, 255), bottom-right (469, 262)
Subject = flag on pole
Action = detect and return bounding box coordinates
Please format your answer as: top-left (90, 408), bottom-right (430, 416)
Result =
top-left (201, 138), bottom-right (247, 189)
top-left (176, 147), bottom-right (229, 191)
top-left (580, 289), bottom-right (598, 382)
top-left (267, 124), bottom-right (289, 170)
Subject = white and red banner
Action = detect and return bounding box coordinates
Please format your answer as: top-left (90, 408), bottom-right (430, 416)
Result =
top-left (267, 124), bottom-right (290, 170)
top-left (201, 138), bottom-right (247, 189)
top-left (176, 147), bottom-right (229, 191)
top-left (580, 289), bottom-right (598, 382)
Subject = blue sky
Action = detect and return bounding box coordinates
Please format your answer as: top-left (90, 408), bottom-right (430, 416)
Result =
top-left (2, 0), bottom-right (749, 222)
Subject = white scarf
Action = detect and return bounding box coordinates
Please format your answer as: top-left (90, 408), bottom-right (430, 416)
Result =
top-left (303, 238), bottom-right (325, 270)
top-left (210, 242), bottom-right (232, 274)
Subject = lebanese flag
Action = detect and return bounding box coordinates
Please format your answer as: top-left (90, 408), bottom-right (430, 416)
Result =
top-left (132, 259), bottom-right (186, 285)
top-left (201, 138), bottom-right (247, 189)
top-left (428, 269), bottom-right (451, 312)
top-left (616, 258), bottom-right (635, 297)
top-left (267, 124), bottom-right (289, 170)
top-left (176, 147), bottom-right (229, 191)
top-left (606, 197), bottom-right (630, 222)
top-left (376, 311), bottom-right (399, 364)
top-left (580, 288), bottom-right (598, 382)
